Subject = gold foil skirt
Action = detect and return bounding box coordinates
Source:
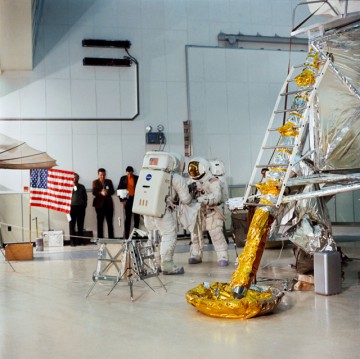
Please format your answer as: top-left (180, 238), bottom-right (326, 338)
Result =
top-left (185, 283), bottom-right (283, 319)
top-left (185, 208), bottom-right (283, 319)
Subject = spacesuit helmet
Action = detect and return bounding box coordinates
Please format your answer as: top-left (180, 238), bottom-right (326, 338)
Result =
top-left (188, 157), bottom-right (210, 180)
top-left (169, 152), bottom-right (185, 173)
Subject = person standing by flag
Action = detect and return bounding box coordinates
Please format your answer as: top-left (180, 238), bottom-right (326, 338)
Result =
top-left (92, 168), bottom-right (115, 239)
top-left (69, 173), bottom-right (87, 246)
top-left (117, 165), bottom-right (140, 238)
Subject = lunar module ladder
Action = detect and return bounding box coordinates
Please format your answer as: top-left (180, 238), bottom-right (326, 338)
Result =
top-left (243, 56), bottom-right (331, 208)
top-left (86, 228), bottom-right (166, 301)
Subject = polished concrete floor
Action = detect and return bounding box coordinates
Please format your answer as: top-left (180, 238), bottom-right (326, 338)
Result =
top-left (1, 235), bottom-right (360, 359)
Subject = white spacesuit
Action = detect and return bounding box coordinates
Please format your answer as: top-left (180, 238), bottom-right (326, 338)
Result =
top-left (142, 152), bottom-right (192, 275)
top-left (188, 157), bottom-right (229, 266)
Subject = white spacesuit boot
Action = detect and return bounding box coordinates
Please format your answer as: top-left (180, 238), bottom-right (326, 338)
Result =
top-left (157, 209), bottom-right (185, 275)
top-left (143, 216), bottom-right (161, 272)
top-left (152, 232), bottom-right (161, 272)
top-left (207, 214), bottom-right (229, 266)
top-left (209, 227), bottom-right (229, 267)
top-left (189, 223), bottom-right (203, 264)
top-left (147, 230), bottom-right (162, 272)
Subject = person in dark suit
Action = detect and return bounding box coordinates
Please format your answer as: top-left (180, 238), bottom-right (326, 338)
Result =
top-left (92, 168), bottom-right (115, 239)
top-left (69, 173), bottom-right (87, 246)
top-left (117, 166), bottom-right (140, 238)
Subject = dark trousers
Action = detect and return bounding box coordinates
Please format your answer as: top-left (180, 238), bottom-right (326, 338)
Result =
top-left (69, 205), bottom-right (86, 245)
top-left (96, 206), bottom-right (114, 239)
top-left (124, 196), bottom-right (140, 238)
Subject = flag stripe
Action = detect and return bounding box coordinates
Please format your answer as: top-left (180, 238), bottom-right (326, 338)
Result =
top-left (31, 189), bottom-right (72, 198)
top-left (30, 194), bottom-right (72, 207)
top-left (48, 169), bottom-right (74, 176)
top-left (43, 187), bottom-right (72, 195)
top-left (30, 168), bottom-right (74, 214)
top-left (48, 179), bottom-right (73, 187)
top-left (30, 203), bottom-right (71, 214)
top-left (30, 202), bottom-right (71, 211)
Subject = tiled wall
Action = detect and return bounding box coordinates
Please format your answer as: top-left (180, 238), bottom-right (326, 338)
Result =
top-left (187, 46), bottom-right (307, 184)
top-left (0, 0), bottom-right (312, 240)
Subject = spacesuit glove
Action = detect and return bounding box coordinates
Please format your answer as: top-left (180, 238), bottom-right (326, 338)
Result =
top-left (197, 196), bottom-right (208, 204)
top-left (166, 200), bottom-right (177, 211)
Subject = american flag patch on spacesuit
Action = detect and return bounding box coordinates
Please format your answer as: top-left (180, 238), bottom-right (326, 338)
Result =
top-left (209, 177), bottom-right (218, 183)
top-left (149, 157), bottom-right (158, 165)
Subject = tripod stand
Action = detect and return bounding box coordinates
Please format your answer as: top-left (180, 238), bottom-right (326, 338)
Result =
top-left (86, 228), bottom-right (166, 300)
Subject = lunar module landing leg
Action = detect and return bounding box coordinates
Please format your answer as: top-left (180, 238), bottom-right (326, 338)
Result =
top-left (86, 228), bottom-right (166, 301)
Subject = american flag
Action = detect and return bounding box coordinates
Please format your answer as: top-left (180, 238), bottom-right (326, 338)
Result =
top-left (30, 169), bottom-right (74, 214)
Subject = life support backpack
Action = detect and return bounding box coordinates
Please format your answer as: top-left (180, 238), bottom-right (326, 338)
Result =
top-left (208, 159), bottom-right (229, 207)
top-left (132, 151), bottom-right (178, 218)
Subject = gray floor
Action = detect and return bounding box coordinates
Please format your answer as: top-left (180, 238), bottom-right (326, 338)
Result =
top-left (1, 233), bottom-right (360, 359)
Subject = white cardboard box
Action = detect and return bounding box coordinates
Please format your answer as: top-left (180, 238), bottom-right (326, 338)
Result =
top-left (43, 231), bottom-right (64, 247)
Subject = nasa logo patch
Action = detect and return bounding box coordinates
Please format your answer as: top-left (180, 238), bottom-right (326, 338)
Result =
top-left (146, 173), bottom-right (152, 181)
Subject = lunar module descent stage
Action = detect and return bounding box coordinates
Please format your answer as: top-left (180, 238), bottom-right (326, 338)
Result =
top-left (186, 2), bottom-right (360, 319)
top-left (242, 5), bottom-right (360, 250)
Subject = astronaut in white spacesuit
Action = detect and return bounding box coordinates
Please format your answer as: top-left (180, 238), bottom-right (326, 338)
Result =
top-left (143, 152), bottom-right (192, 275)
top-left (188, 157), bottom-right (229, 266)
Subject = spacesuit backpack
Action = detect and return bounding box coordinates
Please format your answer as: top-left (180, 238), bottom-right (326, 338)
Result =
top-left (132, 151), bottom-right (178, 218)
top-left (209, 159), bottom-right (229, 205)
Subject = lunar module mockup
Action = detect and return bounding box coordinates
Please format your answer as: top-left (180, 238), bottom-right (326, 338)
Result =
top-left (186, 1), bottom-right (360, 318)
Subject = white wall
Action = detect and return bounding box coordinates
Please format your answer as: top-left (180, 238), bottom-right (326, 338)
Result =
top-left (187, 46), bottom-right (307, 184)
top-left (0, 0), bottom-right (311, 241)
top-left (0, 0), bottom-right (309, 189)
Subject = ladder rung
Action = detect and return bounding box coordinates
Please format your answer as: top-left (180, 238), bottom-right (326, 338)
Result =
top-left (280, 87), bottom-right (313, 96)
top-left (262, 145), bottom-right (295, 149)
top-left (250, 178), bottom-right (307, 187)
top-left (293, 60), bottom-right (326, 69)
top-left (256, 164), bottom-right (288, 168)
top-left (250, 181), bottom-right (289, 187)
top-left (249, 182), bottom-right (273, 187)
top-left (274, 106), bottom-right (308, 114)
top-left (268, 126), bottom-right (301, 131)
top-left (245, 202), bottom-right (276, 207)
